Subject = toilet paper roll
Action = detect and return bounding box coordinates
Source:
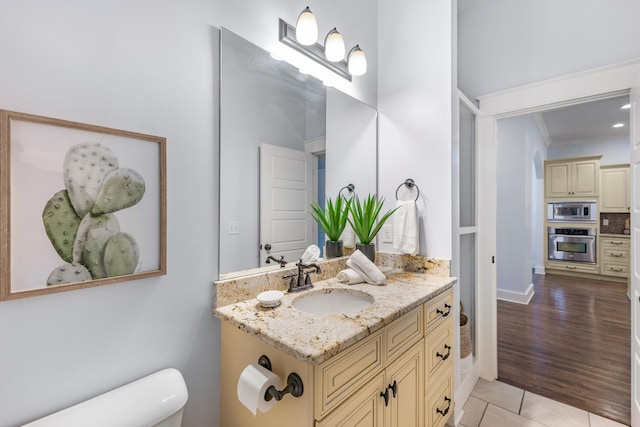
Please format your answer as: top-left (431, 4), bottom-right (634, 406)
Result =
top-left (237, 363), bottom-right (282, 415)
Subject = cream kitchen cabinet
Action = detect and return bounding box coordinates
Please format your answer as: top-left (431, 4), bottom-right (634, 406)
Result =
top-left (600, 236), bottom-right (630, 279)
top-left (545, 156), bottom-right (601, 198)
top-left (600, 165), bottom-right (630, 212)
top-left (219, 288), bottom-right (454, 427)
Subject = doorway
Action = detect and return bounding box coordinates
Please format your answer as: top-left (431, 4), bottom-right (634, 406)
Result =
top-left (474, 60), bottom-right (640, 425)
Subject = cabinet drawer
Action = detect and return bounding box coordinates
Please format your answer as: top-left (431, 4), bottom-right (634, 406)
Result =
top-left (602, 248), bottom-right (629, 262)
top-left (601, 238), bottom-right (629, 247)
top-left (314, 330), bottom-right (384, 419)
top-left (386, 306), bottom-right (423, 362)
top-left (425, 368), bottom-right (454, 427)
top-left (425, 289), bottom-right (453, 332)
top-left (547, 261), bottom-right (599, 274)
top-left (425, 318), bottom-right (453, 379)
top-left (601, 263), bottom-right (629, 277)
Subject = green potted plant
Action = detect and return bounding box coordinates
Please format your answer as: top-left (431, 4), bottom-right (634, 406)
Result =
top-left (310, 194), bottom-right (351, 258)
top-left (347, 194), bottom-right (398, 262)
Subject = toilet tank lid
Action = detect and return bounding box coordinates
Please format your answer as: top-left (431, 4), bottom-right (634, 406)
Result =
top-left (23, 368), bottom-right (188, 427)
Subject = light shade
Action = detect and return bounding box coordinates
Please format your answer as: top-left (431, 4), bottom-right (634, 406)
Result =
top-left (324, 28), bottom-right (345, 62)
top-left (295, 7), bottom-right (318, 46)
top-left (347, 45), bottom-right (367, 76)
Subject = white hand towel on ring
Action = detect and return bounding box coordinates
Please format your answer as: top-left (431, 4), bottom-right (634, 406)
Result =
top-left (392, 200), bottom-right (419, 255)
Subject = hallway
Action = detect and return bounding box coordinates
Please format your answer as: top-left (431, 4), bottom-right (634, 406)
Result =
top-left (497, 273), bottom-right (630, 425)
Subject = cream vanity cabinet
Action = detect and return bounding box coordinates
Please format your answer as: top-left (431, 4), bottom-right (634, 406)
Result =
top-left (544, 156), bottom-right (600, 198)
top-left (600, 236), bottom-right (630, 279)
top-left (219, 287), bottom-right (454, 427)
top-left (600, 165), bottom-right (630, 212)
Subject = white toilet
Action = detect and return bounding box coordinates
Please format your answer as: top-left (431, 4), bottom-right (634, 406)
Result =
top-left (23, 368), bottom-right (188, 427)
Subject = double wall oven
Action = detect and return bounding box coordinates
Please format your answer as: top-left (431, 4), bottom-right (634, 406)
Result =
top-left (547, 201), bottom-right (597, 264)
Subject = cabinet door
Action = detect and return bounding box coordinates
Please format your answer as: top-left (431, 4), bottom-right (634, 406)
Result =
top-left (386, 342), bottom-right (424, 427)
top-left (545, 163), bottom-right (571, 197)
top-left (316, 375), bottom-right (386, 427)
top-left (601, 167), bottom-right (629, 212)
top-left (572, 160), bottom-right (598, 197)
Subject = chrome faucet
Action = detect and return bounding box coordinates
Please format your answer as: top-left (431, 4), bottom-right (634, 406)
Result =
top-left (283, 259), bottom-right (322, 292)
top-left (265, 255), bottom-right (287, 267)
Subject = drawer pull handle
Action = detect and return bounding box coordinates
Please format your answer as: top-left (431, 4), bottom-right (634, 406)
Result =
top-left (380, 388), bottom-right (390, 406)
top-left (437, 344), bottom-right (452, 361)
top-left (436, 396), bottom-right (452, 416)
top-left (610, 267), bottom-right (624, 272)
top-left (610, 241), bottom-right (624, 245)
top-left (436, 303), bottom-right (452, 318)
top-left (610, 253), bottom-right (624, 257)
top-left (388, 380), bottom-right (397, 398)
top-left (566, 266), bottom-right (577, 270)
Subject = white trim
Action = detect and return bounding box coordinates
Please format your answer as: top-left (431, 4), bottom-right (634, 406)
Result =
top-left (531, 113), bottom-right (552, 147)
top-left (304, 136), bottom-right (326, 154)
top-left (534, 265), bottom-right (546, 275)
top-left (497, 283), bottom-right (534, 304)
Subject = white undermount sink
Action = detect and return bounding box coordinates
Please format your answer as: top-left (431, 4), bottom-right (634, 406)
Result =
top-left (292, 289), bottom-right (374, 315)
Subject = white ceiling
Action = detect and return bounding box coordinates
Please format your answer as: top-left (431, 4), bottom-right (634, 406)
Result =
top-left (539, 95), bottom-right (630, 147)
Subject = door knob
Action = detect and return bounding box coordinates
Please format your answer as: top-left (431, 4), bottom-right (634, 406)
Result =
top-left (264, 243), bottom-right (271, 253)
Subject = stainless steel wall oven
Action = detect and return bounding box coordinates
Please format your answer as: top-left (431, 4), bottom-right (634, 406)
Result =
top-left (547, 226), bottom-right (596, 263)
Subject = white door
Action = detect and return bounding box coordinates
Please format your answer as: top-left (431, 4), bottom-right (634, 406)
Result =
top-left (259, 144), bottom-right (317, 266)
top-left (631, 87), bottom-right (640, 426)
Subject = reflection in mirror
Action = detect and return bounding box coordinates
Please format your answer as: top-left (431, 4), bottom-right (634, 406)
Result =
top-left (219, 28), bottom-right (377, 279)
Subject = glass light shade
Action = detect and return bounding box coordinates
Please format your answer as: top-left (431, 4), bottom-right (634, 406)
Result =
top-left (324, 28), bottom-right (345, 62)
top-left (295, 7), bottom-right (318, 46)
top-left (348, 45), bottom-right (367, 76)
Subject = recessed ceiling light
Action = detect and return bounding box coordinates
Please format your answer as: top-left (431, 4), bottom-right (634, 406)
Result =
top-left (620, 103), bottom-right (631, 110)
top-left (613, 123), bottom-right (625, 128)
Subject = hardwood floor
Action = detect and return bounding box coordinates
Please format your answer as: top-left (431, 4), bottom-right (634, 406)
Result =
top-left (497, 273), bottom-right (631, 426)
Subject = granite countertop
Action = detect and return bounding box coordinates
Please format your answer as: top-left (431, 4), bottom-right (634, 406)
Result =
top-left (214, 271), bottom-right (456, 364)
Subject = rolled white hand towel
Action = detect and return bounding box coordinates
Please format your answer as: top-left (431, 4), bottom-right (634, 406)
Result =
top-left (393, 200), bottom-right (419, 255)
top-left (346, 250), bottom-right (386, 285)
top-left (337, 268), bottom-right (365, 284)
top-left (301, 244), bottom-right (320, 263)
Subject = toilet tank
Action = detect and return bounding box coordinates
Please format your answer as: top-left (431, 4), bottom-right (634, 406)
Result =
top-left (23, 368), bottom-right (188, 427)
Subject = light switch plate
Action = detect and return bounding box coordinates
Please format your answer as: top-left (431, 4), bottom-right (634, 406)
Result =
top-left (228, 221), bottom-right (240, 235)
top-left (381, 224), bottom-right (393, 243)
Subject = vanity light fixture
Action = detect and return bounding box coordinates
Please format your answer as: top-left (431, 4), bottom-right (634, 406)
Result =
top-left (324, 28), bottom-right (345, 62)
top-left (279, 8), bottom-right (367, 81)
top-left (295, 7), bottom-right (318, 45)
top-left (620, 103), bottom-right (631, 109)
top-left (347, 45), bottom-right (367, 76)
top-left (613, 123), bottom-right (625, 128)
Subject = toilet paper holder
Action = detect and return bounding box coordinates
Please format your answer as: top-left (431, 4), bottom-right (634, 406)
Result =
top-left (258, 355), bottom-right (304, 401)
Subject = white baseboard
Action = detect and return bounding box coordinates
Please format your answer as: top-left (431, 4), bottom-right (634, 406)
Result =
top-left (533, 265), bottom-right (545, 275)
top-left (497, 283), bottom-right (535, 304)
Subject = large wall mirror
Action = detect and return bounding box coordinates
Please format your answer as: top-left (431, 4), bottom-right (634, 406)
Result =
top-left (219, 29), bottom-right (377, 278)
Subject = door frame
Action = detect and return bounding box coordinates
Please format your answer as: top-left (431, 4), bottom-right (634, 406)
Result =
top-left (476, 58), bottom-right (640, 381)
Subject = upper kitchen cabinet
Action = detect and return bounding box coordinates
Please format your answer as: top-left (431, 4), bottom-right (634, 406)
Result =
top-left (545, 156), bottom-right (601, 198)
top-left (600, 164), bottom-right (630, 212)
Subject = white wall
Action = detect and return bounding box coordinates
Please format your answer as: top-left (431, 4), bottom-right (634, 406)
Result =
top-left (496, 116), bottom-right (546, 300)
top-left (378, 0), bottom-right (454, 259)
top-left (0, 1), bottom-right (377, 426)
top-left (548, 139), bottom-right (630, 166)
top-left (458, 0), bottom-right (640, 101)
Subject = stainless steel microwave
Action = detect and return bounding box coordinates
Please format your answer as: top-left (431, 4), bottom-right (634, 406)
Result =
top-left (547, 201), bottom-right (597, 222)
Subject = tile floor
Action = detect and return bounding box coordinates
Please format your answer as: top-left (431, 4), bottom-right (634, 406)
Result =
top-left (460, 379), bottom-right (629, 427)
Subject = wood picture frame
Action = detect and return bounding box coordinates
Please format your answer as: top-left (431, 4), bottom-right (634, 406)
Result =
top-left (0, 110), bottom-right (166, 300)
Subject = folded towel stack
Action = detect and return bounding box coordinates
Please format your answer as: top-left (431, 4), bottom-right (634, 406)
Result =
top-left (337, 249), bottom-right (386, 285)
top-left (336, 268), bottom-right (364, 284)
top-left (392, 200), bottom-right (419, 255)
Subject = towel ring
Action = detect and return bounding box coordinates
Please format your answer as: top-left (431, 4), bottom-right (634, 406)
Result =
top-left (395, 178), bottom-right (420, 201)
top-left (339, 183), bottom-right (355, 197)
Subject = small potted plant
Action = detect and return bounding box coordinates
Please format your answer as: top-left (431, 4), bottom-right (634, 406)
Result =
top-left (347, 193), bottom-right (398, 262)
top-left (310, 194), bottom-right (351, 258)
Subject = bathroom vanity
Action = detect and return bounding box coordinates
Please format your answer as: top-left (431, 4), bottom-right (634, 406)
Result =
top-left (214, 254), bottom-right (456, 427)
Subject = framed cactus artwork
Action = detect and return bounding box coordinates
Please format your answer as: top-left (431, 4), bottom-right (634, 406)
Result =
top-left (0, 110), bottom-right (166, 300)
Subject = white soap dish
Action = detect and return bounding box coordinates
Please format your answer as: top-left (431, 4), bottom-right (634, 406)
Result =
top-left (257, 290), bottom-right (284, 308)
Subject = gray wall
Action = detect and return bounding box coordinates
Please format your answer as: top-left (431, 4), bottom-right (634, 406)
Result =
top-left (458, 0), bottom-right (640, 101)
top-left (0, 1), bottom-right (377, 426)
